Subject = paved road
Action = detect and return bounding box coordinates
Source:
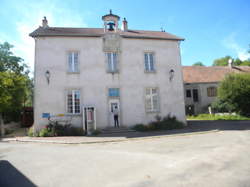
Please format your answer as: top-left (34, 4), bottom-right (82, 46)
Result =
top-left (1, 122), bottom-right (250, 187)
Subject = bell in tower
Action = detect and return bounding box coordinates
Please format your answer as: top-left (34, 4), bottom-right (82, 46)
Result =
top-left (102, 10), bottom-right (120, 32)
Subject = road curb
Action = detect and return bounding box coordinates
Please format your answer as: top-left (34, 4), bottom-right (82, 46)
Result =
top-left (0, 129), bottom-right (220, 145)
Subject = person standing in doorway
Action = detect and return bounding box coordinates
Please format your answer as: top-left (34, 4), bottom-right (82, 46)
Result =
top-left (113, 106), bottom-right (119, 128)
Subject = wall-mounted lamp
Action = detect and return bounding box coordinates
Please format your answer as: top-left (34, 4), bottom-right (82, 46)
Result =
top-left (45, 70), bottom-right (50, 84)
top-left (169, 69), bottom-right (175, 81)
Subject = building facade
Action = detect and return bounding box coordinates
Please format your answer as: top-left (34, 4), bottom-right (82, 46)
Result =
top-left (30, 12), bottom-right (186, 130)
top-left (183, 65), bottom-right (250, 115)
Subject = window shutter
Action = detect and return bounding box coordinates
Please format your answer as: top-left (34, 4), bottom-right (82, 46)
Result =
top-left (113, 53), bottom-right (117, 71)
top-left (149, 54), bottom-right (154, 71)
top-left (107, 53), bottom-right (112, 72)
top-left (74, 52), bottom-right (79, 72)
top-left (144, 53), bottom-right (149, 71)
top-left (68, 53), bottom-right (73, 72)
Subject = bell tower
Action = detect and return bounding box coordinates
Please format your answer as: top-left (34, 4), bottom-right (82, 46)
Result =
top-left (102, 10), bottom-right (120, 32)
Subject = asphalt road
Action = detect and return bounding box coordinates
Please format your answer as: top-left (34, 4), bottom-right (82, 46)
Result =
top-left (1, 122), bottom-right (250, 187)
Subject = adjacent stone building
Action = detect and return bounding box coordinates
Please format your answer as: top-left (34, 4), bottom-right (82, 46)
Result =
top-left (30, 11), bottom-right (186, 130)
top-left (183, 65), bottom-right (250, 115)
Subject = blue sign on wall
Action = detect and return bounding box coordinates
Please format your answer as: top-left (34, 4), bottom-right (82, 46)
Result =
top-left (42, 113), bottom-right (50, 118)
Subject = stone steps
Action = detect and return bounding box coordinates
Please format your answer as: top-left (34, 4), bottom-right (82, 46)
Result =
top-left (101, 127), bottom-right (135, 134)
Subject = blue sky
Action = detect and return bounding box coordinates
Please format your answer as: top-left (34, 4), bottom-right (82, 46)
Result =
top-left (0, 0), bottom-right (250, 72)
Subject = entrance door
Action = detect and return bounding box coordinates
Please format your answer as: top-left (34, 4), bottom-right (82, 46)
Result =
top-left (108, 99), bottom-right (120, 127)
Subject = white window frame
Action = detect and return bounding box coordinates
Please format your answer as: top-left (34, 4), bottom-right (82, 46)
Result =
top-left (144, 52), bottom-right (155, 72)
top-left (145, 88), bottom-right (159, 112)
top-left (67, 90), bottom-right (81, 114)
top-left (106, 52), bottom-right (118, 73)
top-left (68, 51), bottom-right (79, 73)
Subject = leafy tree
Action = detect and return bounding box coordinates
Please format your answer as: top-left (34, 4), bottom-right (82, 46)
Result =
top-left (217, 73), bottom-right (250, 116)
top-left (0, 42), bottom-right (32, 131)
top-left (0, 42), bottom-right (29, 74)
top-left (192, 62), bottom-right (205, 66)
top-left (213, 56), bottom-right (232, 66)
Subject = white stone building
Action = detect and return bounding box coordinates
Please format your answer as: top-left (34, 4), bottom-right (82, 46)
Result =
top-left (30, 11), bottom-right (186, 130)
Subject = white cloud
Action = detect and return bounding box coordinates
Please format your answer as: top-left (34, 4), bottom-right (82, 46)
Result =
top-left (222, 33), bottom-right (250, 61)
top-left (1, 1), bottom-right (87, 75)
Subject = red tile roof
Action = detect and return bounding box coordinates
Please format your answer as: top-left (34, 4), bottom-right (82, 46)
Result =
top-left (183, 66), bottom-right (250, 83)
top-left (29, 27), bottom-right (184, 41)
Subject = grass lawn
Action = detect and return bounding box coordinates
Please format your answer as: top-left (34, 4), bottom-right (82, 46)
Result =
top-left (187, 114), bottom-right (250, 120)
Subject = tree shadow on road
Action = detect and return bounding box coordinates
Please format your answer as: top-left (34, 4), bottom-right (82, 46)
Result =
top-left (0, 160), bottom-right (36, 187)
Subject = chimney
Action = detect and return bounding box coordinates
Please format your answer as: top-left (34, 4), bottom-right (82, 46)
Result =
top-left (42, 16), bottom-right (48, 28)
top-left (122, 18), bottom-right (128, 31)
top-left (228, 58), bottom-right (233, 68)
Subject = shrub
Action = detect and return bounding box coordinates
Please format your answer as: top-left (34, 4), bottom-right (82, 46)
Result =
top-left (132, 115), bottom-right (184, 132)
top-left (39, 128), bottom-right (54, 137)
top-left (132, 124), bottom-right (148, 131)
top-left (218, 73), bottom-right (250, 116)
top-left (53, 124), bottom-right (84, 136)
top-left (27, 127), bottom-right (34, 137)
top-left (92, 129), bottom-right (101, 136)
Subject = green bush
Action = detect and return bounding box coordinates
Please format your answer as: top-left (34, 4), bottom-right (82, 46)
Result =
top-left (218, 73), bottom-right (250, 116)
top-left (39, 128), bottom-right (54, 137)
top-left (53, 124), bottom-right (84, 136)
top-left (92, 129), bottom-right (101, 135)
top-left (132, 115), bottom-right (184, 132)
top-left (27, 127), bottom-right (34, 137)
top-left (132, 124), bottom-right (149, 131)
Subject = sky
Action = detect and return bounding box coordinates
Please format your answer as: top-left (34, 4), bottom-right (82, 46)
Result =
top-left (0, 0), bottom-right (250, 74)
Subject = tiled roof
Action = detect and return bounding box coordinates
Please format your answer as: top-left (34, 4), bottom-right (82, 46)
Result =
top-left (183, 66), bottom-right (250, 83)
top-left (29, 27), bottom-right (184, 41)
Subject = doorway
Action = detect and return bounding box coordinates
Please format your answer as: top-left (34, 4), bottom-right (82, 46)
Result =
top-left (108, 99), bottom-right (120, 127)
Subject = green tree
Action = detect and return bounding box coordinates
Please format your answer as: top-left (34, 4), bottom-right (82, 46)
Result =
top-left (217, 73), bottom-right (250, 116)
top-left (0, 42), bottom-right (29, 74)
top-left (192, 62), bottom-right (205, 66)
top-left (0, 42), bottom-right (32, 134)
top-left (213, 56), bottom-right (232, 66)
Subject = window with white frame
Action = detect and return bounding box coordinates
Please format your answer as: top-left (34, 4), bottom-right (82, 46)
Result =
top-left (67, 90), bottom-right (81, 114)
top-left (68, 52), bottom-right (79, 72)
top-left (144, 53), bottom-right (155, 72)
top-left (106, 52), bottom-right (118, 72)
top-left (145, 88), bottom-right (159, 112)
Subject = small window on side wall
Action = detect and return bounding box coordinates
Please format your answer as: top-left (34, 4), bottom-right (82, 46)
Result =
top-left (186, 90), bottom-right (191, 98)
top-left (207, 87), bottom-right (217, 97)
top-left (68, 52), bottom-right (79, 73)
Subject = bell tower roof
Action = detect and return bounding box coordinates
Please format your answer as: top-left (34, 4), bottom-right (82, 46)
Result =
top-left (102, 9), bottom-right (120, 20)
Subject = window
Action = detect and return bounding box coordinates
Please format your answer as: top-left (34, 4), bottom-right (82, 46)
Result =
top-left (108, 88), bottom-right (120, 97)
top-left (186, 90), bottom-right (191, 98)
top-left (207, 87), bottom-right (217, 97)
top-left (106, 52), bottom-right (118, 72)
top-left (144, 53), bottom-right (155, 72)
top-left (192, 89), bottom-right (199, 102)
top-left (145, 88), bottom-right (159, 112)
top-left (68, 52), bottom-right (79, 73)
top-left (67, 90), bottom-right (80, 114)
